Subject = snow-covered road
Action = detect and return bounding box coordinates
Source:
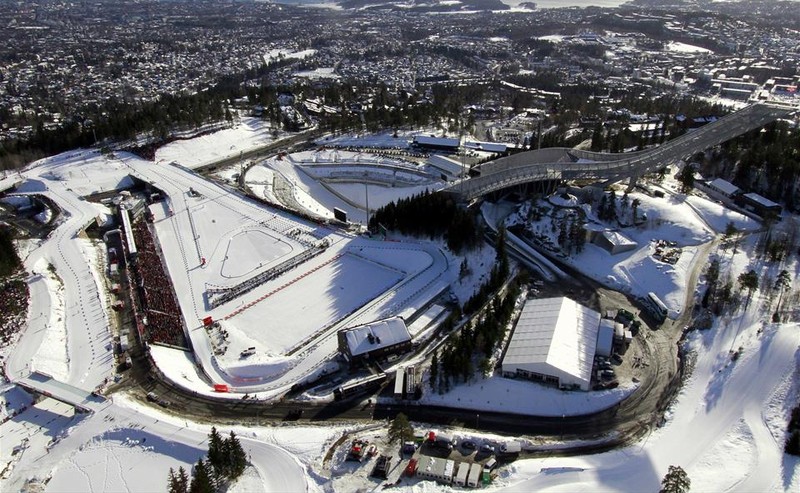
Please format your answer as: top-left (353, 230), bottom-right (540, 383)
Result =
top-left (10, 178), bottom-right (115, 392)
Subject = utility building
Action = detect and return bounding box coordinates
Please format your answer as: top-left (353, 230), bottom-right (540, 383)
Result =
top-left (502, 297), bottom-right (601, 391)
top-left (337, 316), bottom-right (412, 364)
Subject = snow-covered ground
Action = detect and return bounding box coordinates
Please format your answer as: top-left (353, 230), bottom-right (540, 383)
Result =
top-left (2, 129), bottom-right (798, 492)
top-left (503, 176), bottom-right (761, 318)
top-left (154, 118), bottom-right (284, 170)
top-left (420, 373), bottom-right (636, 417)
top-left (1, 394), bottom-right (313, 493)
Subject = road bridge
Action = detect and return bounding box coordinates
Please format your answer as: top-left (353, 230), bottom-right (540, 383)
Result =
top-left (445, 102), bottom-right (796, 201)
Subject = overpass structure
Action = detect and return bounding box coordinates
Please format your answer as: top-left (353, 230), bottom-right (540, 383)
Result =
top-left (445, 102), bottom-right (796, 201)
top-left (15, 372), bottom-right (108, 413)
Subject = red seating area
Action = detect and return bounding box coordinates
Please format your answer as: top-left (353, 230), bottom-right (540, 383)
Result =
top-left (131, 220), bottom-right (186, 348)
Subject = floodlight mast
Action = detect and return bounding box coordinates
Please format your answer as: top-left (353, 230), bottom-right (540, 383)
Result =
top-left (365, 181), bottom-right (370, 228)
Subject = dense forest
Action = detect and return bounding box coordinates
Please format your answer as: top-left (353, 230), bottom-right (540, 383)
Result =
top-left (0, 226), bottom-right (28, 348)
top-left (368, 189), bottom-right (481, 253)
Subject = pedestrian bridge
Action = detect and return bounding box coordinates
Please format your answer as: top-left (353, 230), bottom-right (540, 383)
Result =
top-left (15, 372), bottom-right (108, 413)
top-left (444, 102), bottom-right (796, 201)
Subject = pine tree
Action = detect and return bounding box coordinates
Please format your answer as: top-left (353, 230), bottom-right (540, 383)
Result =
top-left (388, 413), bottom-right (415, 444)
top-left (773, 269), bottom-right (791, 321)
top-left (168, 468), bottom-right (181, 493)
top-left (590, 123), bottom-right (605, 151)
top-left (225, 431), bottom-right (247, 480)
top-left (738, 269), bottom-right (759, 309)
top-left (189, 460), bottom-right (214, 493)
top-left (678, 164), bottom-right (695, 193)
top-left (207, 427), bottom-right (224, 481)
top-left (597, 194), bottom-right (608, 221)
top-left (608, 191), bottom-right (618, 221)
top-left (429, 350), bottom-right (439, 390)
top-left (660, 465), bottom-right (690, 493)
top-left (176, 467), bottom-right (189, 493)
top-left (705, 259), bottom-right (720, 289)
top-left (631, 198), bottom-right (641, 223)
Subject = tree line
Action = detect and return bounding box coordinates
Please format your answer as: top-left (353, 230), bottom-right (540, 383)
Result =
top-left (429, 231), bottom-right (519, 392)
top-left (0, 227), bottom-right (22, 277)
top-left (431, 276), bottom-right (521, 393)
top-left (699, 121), bottom-right (800, 212)
top-left (168, 427), bottom-right (248, 493)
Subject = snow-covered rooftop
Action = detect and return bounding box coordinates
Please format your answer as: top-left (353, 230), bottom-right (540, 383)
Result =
top-left (342, 316), bottom-right (411, 357)
top-left (502, 297), bottom-right (601, 390)
top-left (742, 192), bottom-right (780, 208)
top-left (602, 230), bottom-right (638, 248)
top-left (708, 177), bottom-right (740, 196)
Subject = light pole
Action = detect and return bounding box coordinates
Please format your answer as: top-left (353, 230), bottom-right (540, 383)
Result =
top-left (364, 180), bottom-right (370, 228)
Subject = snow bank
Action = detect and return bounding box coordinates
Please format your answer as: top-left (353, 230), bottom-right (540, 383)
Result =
top-left (420, 373), bottom-right (636, 417)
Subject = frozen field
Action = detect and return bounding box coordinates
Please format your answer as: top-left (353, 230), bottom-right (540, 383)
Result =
top-left (222, 252), bottom-right (404, 356)
top-left (154, 118), bottom-right (283, 170)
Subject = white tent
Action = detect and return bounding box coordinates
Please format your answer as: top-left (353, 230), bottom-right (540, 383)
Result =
top-left (502, 297), bottom-right (601, 391)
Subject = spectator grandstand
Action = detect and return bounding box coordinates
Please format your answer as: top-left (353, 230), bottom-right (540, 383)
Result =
top-left (130, 219), bottom-right (187, 348)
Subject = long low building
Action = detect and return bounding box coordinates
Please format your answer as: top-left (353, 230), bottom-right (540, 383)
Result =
top-left (416, 455), bottom-right (455, 484)
top-left (337, 316), bottom-right (412, 364)
top-left (501, 297), bottom-right (601, 391)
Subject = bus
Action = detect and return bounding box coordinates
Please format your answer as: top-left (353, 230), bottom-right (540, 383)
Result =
top-left (646, 292), bottom-right (669, 323)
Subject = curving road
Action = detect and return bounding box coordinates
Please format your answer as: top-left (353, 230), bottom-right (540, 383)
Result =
top-left (8, 179), bottom-right (115, 393)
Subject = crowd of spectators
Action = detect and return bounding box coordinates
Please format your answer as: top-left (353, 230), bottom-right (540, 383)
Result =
top-left (131, 220), bottom-right (187, 348)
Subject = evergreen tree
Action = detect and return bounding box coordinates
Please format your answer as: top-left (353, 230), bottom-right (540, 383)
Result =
top-left (176, 467), bottom-right (189, 493)
top-left (738, 269), bottom-right (759, 308)
top-left (168, 468), bottom-right (183, 493)
top-left (705, 259), bottom-right (720, 290)
top-left (207, 427), bottom-right (224, 481)
top-left (189, 460), bottom-right (214, 493)
top-left (557, 218), bottom-right (569, 249)
top-left (597, 194), bottom-right (608, 220)
top-left (388, 413), bottom-right (415, 444)
top-left (723, 221), bottom-right (738, 241)
top-left (590, 123), bottom-right (605, 151)
top-left (495, 226), bottom-right (509, 276)
top-left (608, 191), bottom-right (618, 221)
top-left (660, 465), bottom-right (690, 493)
top-left (429, 350), bottom-right (439, 389)
top-left (678, 164), bottom-right (696, 193)
top-left (224, 431), bottom-right (247, 480)
top-left (773, 269), bottom-right (791, 322)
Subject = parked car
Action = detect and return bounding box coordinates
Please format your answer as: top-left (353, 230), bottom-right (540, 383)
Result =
top-left (461, 440), bottom-right (477, 450)
top-left (480, 442), bottom-right (496, 454)
top-left (146, 392), bottom-right (158, 402)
